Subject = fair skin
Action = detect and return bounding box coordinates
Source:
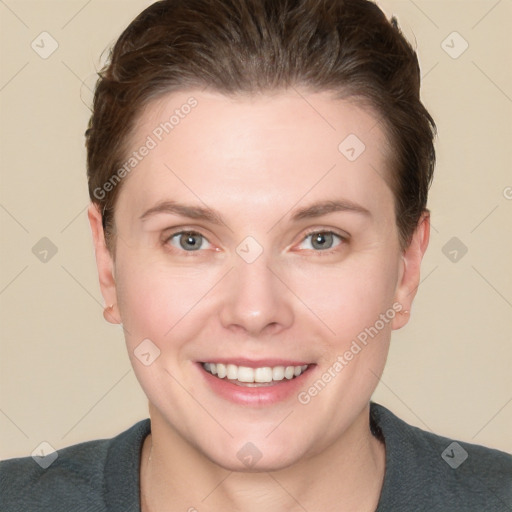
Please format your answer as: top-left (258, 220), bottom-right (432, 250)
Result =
top-left (89, 89), bottom-right (429, 511)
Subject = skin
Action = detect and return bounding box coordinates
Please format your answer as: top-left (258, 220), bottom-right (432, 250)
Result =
top-left (88, 89), bottom-right (429, 511)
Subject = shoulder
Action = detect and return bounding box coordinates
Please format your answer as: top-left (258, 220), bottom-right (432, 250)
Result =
top-left (371, 402), bottom-right (512, 512)
top-left (0, 438), bottom-right (110, 512)
top-left (0, 419), bottom-right (150, 512)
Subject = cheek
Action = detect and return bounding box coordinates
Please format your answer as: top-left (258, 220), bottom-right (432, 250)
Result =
top-left (113, 247), bottom-right (221, 347)
top-left (290, 251), bottom-right (399, 333)
top-left (115, 256), bottom-right (167, 340)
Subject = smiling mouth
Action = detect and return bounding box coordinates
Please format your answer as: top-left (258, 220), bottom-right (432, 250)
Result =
top-left (202, 362), bottom-right (309, 387)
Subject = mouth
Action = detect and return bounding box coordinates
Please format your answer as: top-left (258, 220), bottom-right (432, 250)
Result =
top-left (202, 362), bottom-right (309, 387)
top-left (197, 358), bottom-right (315, 405)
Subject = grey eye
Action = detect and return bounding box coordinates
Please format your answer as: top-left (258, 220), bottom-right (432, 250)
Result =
top-left (310, 232), bottom-right (335, 250)
top-left (169, 231), bottom-right (208, 251)
top-left (297, 231), bottom-right (344, 251)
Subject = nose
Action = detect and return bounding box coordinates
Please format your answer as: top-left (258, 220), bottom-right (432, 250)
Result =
top-left (219, 254), bottom-right (294, 336)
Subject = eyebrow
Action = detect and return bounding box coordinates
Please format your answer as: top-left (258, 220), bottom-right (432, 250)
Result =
top-left (139, 198), bottom-right (371, 224)
top-left (140, 200), bottom-right (225, 224)
top-left (291, 199), bottom-right (371, 221)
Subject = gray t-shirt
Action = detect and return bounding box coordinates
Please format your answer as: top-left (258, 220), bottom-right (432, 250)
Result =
top-left (1, 402), bottom-right (511, 511)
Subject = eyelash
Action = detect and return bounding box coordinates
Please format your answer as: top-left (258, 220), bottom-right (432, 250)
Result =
top-left (162, 228), bottom-right (348, 256)
top-left (298, 228), bottom-right (348, 255)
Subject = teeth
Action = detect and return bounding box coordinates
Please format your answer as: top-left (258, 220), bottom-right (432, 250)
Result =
top-left (226, 364), bottom-right (237, 380)
top-left (284, 366), bottom-right (295, 379)
top-left (217, 364), bottom-right (227, 378)
top-left (238, 366), bottom-right (254, 382)
top-left (202, 362), bottom-right (308, 383)
top-left (272, 366), bottom-right (285, 381)
top-left (254, 367), bottom-right (272, 383)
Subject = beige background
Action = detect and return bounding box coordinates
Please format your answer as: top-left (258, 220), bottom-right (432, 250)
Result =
top-left (0, 0), bottom-right (511, 459)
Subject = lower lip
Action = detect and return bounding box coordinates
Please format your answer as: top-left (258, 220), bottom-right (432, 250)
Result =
top-left (198, 364), bottom-right (314, 406)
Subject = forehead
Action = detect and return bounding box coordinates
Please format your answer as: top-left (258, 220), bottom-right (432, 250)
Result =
top-left (118, 89), bottom-right (394, 220)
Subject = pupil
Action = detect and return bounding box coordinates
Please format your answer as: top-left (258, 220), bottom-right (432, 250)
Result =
top-left (181, 232), bottom-right (200, 250)
top-left (313, 232), bottom-right (332, 250)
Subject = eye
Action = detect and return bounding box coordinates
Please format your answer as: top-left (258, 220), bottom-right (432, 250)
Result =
top-left (167, 231), bottom-right (212, 252)
top-left (297, 231), bottom-right (344, 251)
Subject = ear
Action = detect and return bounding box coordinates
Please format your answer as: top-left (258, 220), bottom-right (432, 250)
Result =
top-left (88, 203), bottom-right (120, 324)
top-left (392, 211), bottom-right (430, 330)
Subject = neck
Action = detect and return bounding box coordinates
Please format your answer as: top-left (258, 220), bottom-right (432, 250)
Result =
top-left (140, 404), bottom-right (385, 512)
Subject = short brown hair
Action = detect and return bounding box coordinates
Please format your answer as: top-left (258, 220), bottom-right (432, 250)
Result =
top-left (86, 0), bottom-right (436, 251)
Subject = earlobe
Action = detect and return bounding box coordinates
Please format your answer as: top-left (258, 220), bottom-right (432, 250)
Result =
top-left (88, 204), bottom-right (120, 324)
top-left (392, 212), bottom-right (430, 330)
top-left (103, 304), bottom-right (119, 324)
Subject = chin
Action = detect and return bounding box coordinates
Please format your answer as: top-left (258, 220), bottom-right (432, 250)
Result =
top-left (195, 430), bottom-right (311, 473)
top-left (207, 446), bottom-right (304, 473)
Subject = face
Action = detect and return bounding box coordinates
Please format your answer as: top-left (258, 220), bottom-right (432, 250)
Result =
top-left (90, 89), bottom-right (428, 471)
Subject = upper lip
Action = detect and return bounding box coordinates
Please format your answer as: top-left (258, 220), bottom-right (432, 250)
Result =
top-left (199, 358), bottom-right (312, 368)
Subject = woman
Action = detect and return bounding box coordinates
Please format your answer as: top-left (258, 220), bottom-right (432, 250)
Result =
top-left (1, 0), bottom-right (511, 510)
